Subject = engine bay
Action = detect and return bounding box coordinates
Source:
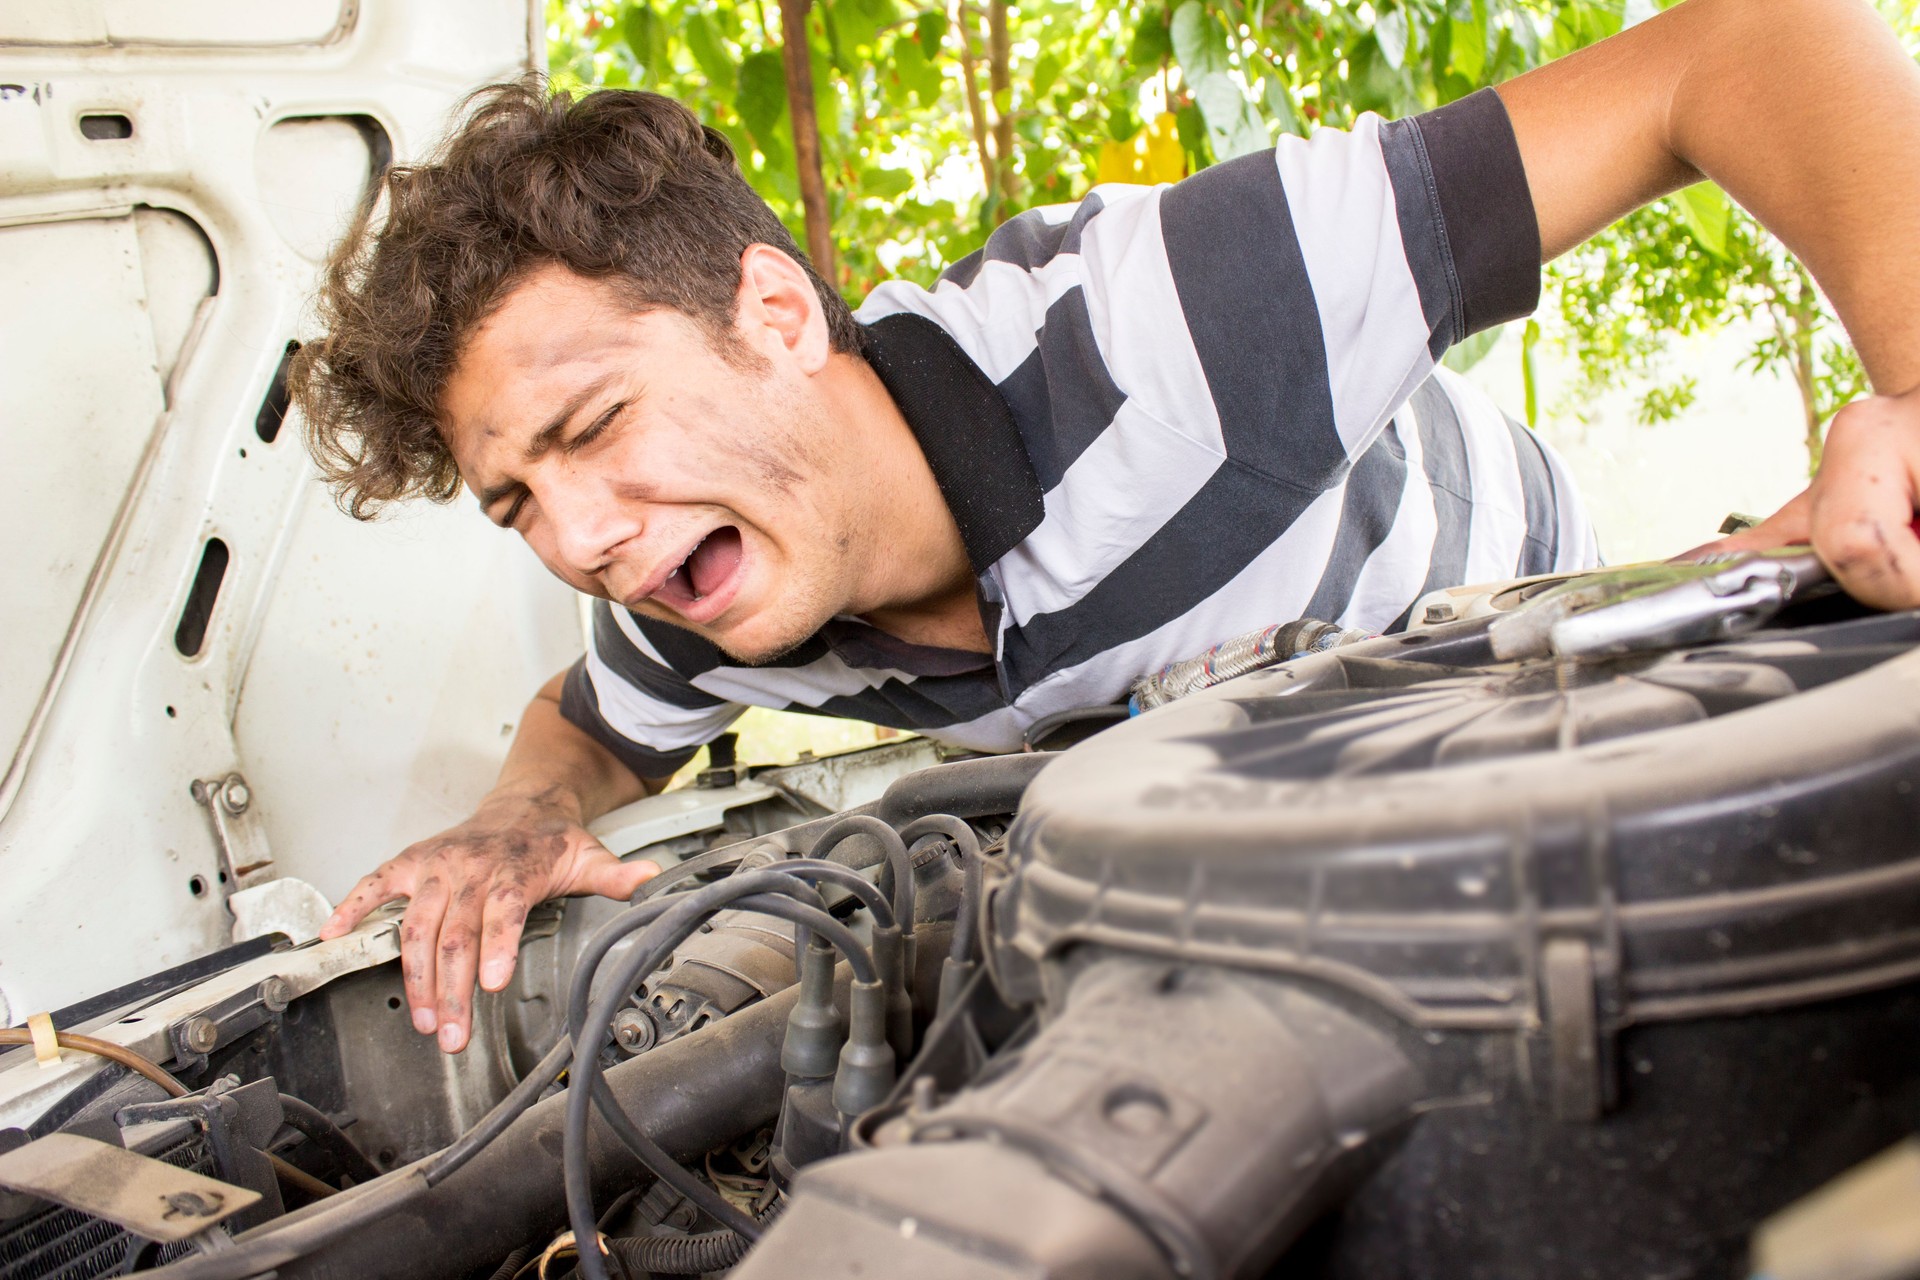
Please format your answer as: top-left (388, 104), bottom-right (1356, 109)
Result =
top-left (4, 560), bottom-right (1920, 1280)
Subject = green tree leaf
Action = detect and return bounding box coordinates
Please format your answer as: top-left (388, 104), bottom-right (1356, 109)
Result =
top-left (1128, 7), bottom-right (1173, 65)
top-left (1521, 318), bottom-right (1541, 428)
top-left (683, 10), bottom-right (736, 93)
top-left (1674, 182), bottom-right (1732, 260)
top-left (1193, 72), bottom-right (1265, 158)
top-left (1175, 101), bottom-right (1211, 169)
top-left (893, 26), bottom-right (944, 106)
top-left (1449, 9), bottom-right (1486, 81)
top-left (621, 1), bottom-right (667, 82)
top-left (1376, 4), bottom-right (1410, 70)
top-left (1170, 1), bottom-right (1228, 78)
top-left (860, 165), bottom-right (916, 197)
top-left (1443, 322), bottom-right (1503, 373)
top-left (1033, 50), bottom-right (1065, 98)
top-left (1259, 64), bottom-right (1303, 136)
top-left (839, 0), bottom-right (900, 50)
top-left (737, 49), bottom-right (790, 148)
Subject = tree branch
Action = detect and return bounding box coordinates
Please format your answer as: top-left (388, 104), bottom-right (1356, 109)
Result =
top-left (778, 0), bottom-right (837, 281)
top-left (987, 0), bottom-right (1017, 203)
top-left (952, 0), bottom-right (998, 205)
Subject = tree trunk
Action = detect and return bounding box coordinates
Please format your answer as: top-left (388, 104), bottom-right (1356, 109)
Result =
top-left (953, 0), bottom-right (998, 205)
top-left (1765, 263), bottom-right (1826, 478)
top-left (987, 0), bottom-right (1017, 203)
top-left (777, 0), bottom-right (836, 282)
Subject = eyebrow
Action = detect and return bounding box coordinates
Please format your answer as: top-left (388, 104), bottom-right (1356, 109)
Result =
top-left (475, 373), bottom-right (620, 512)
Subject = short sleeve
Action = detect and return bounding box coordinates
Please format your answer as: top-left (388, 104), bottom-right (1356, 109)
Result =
top-left (1383, 88), bottom-right (1542, 345)
top-left (1152, 89), bottom-right (1539, 482)
top-left (557, 600), bottom-right (744, 780)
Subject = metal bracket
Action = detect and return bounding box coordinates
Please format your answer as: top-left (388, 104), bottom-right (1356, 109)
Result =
top-left (190, 772), bottom-right (274, 893)
top-left (116, 1077), bottom-right (284, 1230)
top-left (164, 978), bottom-right (292, 1077)
top-left (0, 1132), bottom-right (260, 1244)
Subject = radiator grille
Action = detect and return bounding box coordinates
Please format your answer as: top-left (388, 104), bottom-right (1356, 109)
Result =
top-left (0, 1135), bottom-right (214, 1279)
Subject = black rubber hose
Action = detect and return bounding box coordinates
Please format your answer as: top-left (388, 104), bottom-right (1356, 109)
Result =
top-left (427, 1037), bottom-right (571, 1187)
top-left (273, 984), bottom-right (799, 1280)
top-left (276, 1094), bottom-right (382, 1186)
top-left (806, 815), bottom-right (914, 934)
top-left (145, 1035), bottom-right (578, 1276)
top-left (560, 882), bottom-right (817, 1051)
top-left (485, 1245), bottom-right (531, 1280)
top-left (588, 1072), bottom-right (758, 1241)
top-left (567, 882), bottom-right (878, 1280)
top-left (875, 754), bottom-right (1052, 826)
top-left (567, 876), bottom-right (839, 1248)
top-left (759, 858), bottom-right (895, 931)
top-left (605, 1223), bottom-right (751, 1276)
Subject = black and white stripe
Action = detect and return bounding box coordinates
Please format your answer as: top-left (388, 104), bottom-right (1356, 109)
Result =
top-left (559, 89), bottom-right (1599, 775)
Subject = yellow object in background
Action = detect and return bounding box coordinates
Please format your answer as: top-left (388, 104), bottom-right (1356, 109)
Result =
top-left (1096, 112), bottom-right (1186, 186)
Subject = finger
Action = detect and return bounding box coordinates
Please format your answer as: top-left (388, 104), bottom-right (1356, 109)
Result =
top-left (435, 877), bottom-right (488, 1053)
top-left (1811, 419), bottom-right (1920, 609)
top-left (319, 864), bottom-right (407, 940)
top-left (477, 877), bottom-right (535, 994)
top-left (580, 855), bottom-right (661, 903)
top-left (399, 873), bottom-right (452, 1036)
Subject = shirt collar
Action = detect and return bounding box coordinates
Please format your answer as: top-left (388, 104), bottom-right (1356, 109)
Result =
top-left (858, 312), bottom-right (1046, 575)
top-left (820, 617), bottom-right (994, 676)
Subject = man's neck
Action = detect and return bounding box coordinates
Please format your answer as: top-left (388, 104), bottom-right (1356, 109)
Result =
top-left (823, 349), bottom-right (990, 654)
top-left (858, 577), bottom-right (991, 653)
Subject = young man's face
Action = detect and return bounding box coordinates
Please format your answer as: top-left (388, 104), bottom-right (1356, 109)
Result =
top-left (438, 263), bottom-right (866, 663)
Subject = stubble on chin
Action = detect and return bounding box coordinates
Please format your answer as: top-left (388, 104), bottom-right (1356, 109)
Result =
top-left (701, 560), bottom-right (835, 668)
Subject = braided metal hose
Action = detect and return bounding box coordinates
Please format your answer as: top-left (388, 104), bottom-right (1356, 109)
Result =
top-left (1129, 618), bottom-right (1371, 712)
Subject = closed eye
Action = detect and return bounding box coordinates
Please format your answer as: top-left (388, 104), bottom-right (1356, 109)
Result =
top-left (563, 401), bottom-right (626, 455)
top-left (495, 488), bottom-right (529, 529)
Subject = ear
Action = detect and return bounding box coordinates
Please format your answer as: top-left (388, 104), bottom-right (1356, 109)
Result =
top-left (735, 243), bottom-right (832, 375)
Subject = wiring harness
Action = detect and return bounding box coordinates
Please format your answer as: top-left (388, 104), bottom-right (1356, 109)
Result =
top-left (138, 814), bottom-right (929, 1280)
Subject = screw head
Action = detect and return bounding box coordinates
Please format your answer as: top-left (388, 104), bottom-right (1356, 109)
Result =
top-left (219, 779), bottom-right (251, 814)
top-left (181, 1016), bottom-right (219, 1054)
top-left (1422, 602), bottom-right (1457, 624)
top-left (257, 977), bottom-right (291, 1012)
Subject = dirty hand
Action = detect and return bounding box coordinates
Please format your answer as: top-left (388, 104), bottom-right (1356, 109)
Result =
top-left (317, 788), bottom-right (658, 1053)
top-left (1677, 389), bottom-right (1920, 610)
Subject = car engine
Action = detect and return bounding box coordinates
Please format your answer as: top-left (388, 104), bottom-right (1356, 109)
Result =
top-left (4, 555), bottom-right (1919, 1280)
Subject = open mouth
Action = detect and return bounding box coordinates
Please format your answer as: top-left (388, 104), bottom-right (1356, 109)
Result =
top-left (653, 525), bottom-right (744, 613)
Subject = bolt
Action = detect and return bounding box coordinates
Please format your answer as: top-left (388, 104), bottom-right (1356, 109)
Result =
top-left (181, 1017), bottom-right (219, 1054)
top-left (1422, 602), bottom-right (1457, 624)
top-left (257, 977), bottom-right (291, 1012)
top-left (219, 778), bottom-right (251, 814)
top-left (611, 1009), bottom-right (656, 1055)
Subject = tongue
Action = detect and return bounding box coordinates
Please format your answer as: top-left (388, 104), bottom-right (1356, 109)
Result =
top-left (687, 526), bottom-right (742, 599)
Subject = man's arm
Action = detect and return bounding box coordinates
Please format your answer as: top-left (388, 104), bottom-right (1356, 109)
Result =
top-left (1494, 0), bottom-right (1920, 606)
top-left (318, 669), bottom-right (665, 1053)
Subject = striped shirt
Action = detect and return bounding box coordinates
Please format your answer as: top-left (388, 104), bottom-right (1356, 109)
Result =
top-left (559, 89), bottom-right (1599, 777)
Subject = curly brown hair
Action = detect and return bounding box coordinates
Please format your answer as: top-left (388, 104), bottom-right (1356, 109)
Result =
top-left (290, 78), bottom-right (860, 520)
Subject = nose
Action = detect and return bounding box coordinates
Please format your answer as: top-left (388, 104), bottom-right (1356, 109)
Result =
top-left (537, 468), bottom-right (644, 579)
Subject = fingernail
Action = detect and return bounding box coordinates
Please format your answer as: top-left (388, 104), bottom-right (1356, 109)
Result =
top-left (480, 959), bottom-right (510, 990)
top-left (413, 1007), bottom-right (437, 1034)
top-left (438, 1024), bottom-right (463, 1053)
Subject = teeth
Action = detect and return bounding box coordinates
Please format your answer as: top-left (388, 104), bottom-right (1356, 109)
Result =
top-left (660, 535), bottom-right (709, 598)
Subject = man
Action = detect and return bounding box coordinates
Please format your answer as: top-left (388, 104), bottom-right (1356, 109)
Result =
top-left (295, 0), bottom-right (1920, 1054)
